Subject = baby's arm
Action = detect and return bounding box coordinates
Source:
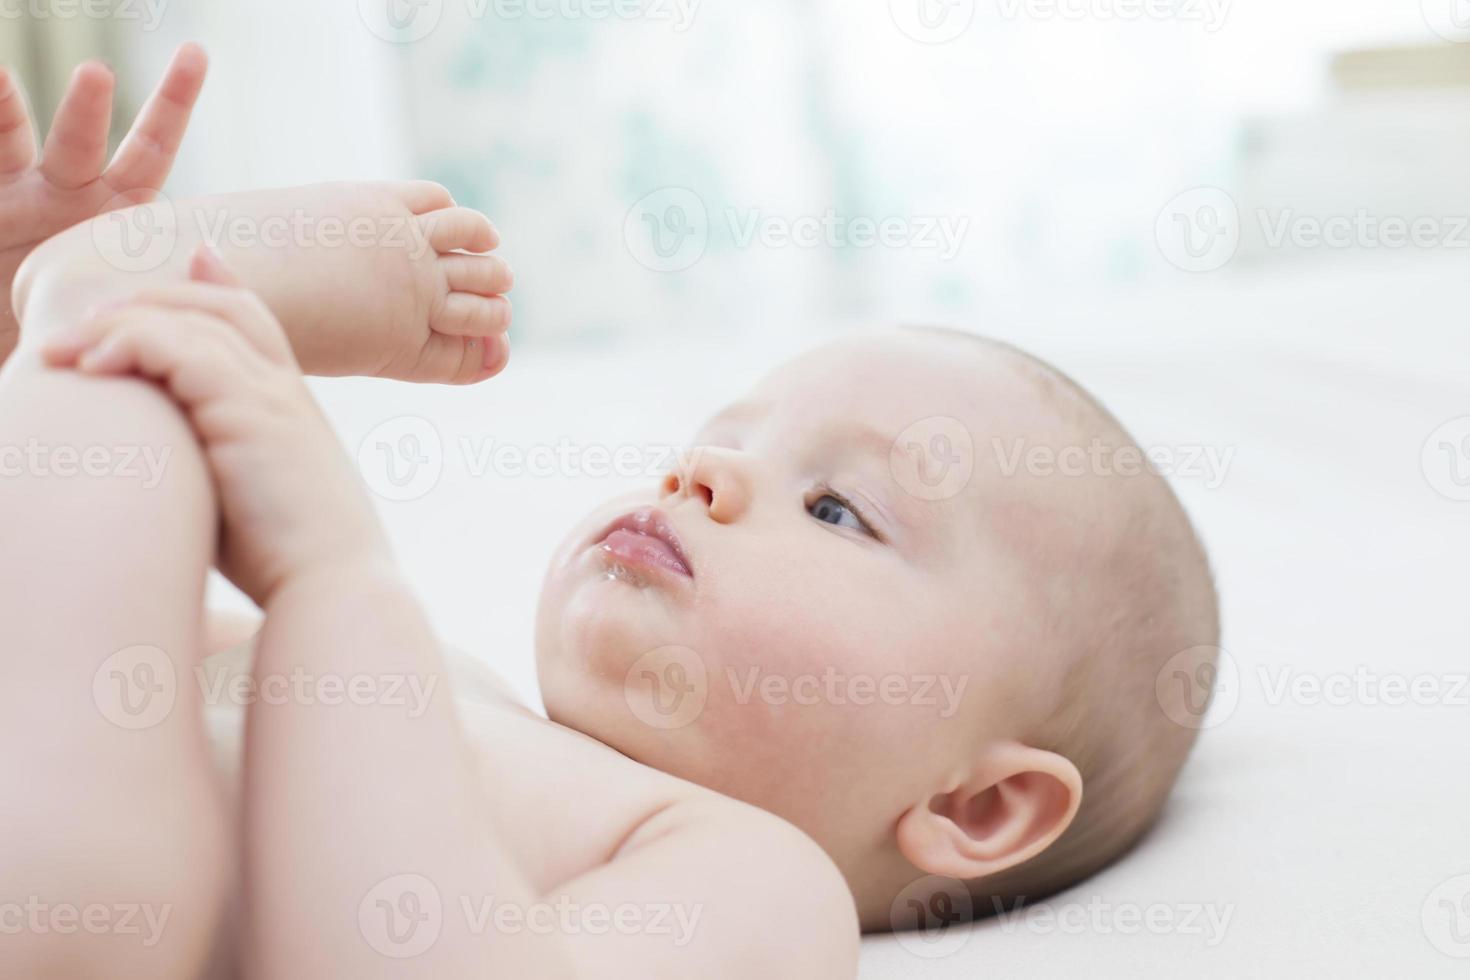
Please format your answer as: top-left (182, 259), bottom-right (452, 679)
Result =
top-left (546, 798), bottom-right (860, 978)
top-left (42, 255), bottom-right (569, 978)
top-left (246, 565), bottom-right (572, 978)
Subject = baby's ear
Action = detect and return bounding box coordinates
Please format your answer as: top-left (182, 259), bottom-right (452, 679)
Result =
top-left (895, 742), bottom-right (1082, 881)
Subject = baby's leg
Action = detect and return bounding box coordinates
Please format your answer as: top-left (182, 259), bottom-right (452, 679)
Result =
top-left (9, 181), bottom-right (510, 383)
top-left (0, 297), bottom-right (228, 975)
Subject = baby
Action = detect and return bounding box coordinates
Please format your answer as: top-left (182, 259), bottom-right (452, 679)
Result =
top-left (0, 49), bottom-right (1218, 979)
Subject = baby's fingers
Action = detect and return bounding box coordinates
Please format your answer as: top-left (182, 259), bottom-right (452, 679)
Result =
top-left (46, 306), bottom-right (266, 410)
top-left (0, 66), bottom-right (37, 177)
top-left (40, 61), bottom-right (114, 189)
top-left (113, 254), bottom-right (296, 365)
top-left (105, 43), bottom-right (207, 193)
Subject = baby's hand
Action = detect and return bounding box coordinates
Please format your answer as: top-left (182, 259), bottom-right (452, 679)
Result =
top-left (41, 246), bottom-right (390, 606)
top-left (1, 45), bottom-right (207, 360)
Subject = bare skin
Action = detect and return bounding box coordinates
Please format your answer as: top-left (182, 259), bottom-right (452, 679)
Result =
top-left (13, 179), bottom-right (514, 384)
top-left (5, 45), bottom-right (1188, 979)
top-left (11, 238), bottom-right (857, 978)
top-left (2, 49), bottom-right (512, 384)
top-left (5, 114), bottom-right (856, 978)
top-left (0, 46), bottom-right (208, 363)
top-left (0, 262), bottom-right (228, 979)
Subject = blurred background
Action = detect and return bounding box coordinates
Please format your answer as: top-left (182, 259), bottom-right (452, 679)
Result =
top-left (6, 3), bottom-right (1470, 975)
top-left (7, 0), bottom-right (1470, 338)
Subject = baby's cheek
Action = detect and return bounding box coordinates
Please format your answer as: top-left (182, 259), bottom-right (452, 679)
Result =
top-left (694, 566), bottom-right (908, 725)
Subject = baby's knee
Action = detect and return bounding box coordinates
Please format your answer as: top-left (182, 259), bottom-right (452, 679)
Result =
top-left (0, 367), bottom-right (216, 598)
top-left (0, 805), bottom-right (230, 980)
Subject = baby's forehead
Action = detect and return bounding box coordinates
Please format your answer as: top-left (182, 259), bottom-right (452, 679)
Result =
top-left (726, 332), bottom-right (1062, 444)
top-left (706, 330), bottom-right (1117, 550)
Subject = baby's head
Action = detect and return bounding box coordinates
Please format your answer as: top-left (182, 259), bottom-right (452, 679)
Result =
top-left (535, 328), bottom-right (1218, 929)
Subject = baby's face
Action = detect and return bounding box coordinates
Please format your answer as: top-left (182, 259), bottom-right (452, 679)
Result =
top-left (535, 332), bottom-right (1066, 874)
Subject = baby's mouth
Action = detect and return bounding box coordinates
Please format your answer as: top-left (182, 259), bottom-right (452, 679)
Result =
top-left (593, 507), bottom-right (694, 580)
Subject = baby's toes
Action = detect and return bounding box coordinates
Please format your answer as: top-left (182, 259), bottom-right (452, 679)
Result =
top-left (418, 206), bottom-right (500, 254)
top-left (431, 292), bottom-right (512, 339)
top-left (414, 333), bottom-right (510, 385)
top-left (441, 253), bottom-right (514, 297)
top-left (386, 179), bottom-right (455, 214)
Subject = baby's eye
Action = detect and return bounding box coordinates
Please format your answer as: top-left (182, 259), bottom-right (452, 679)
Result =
top-left (808, 492), bottom-right (872, 535)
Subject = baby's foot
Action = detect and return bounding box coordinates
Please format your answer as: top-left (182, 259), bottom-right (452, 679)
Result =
top-left (18, 180), bottom-right (513, 384)
top-left (219, 181), bottom-right (514, 383)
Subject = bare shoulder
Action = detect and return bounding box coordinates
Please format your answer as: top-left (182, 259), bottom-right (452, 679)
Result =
top-left (615, 791), bottom-right (861, 979)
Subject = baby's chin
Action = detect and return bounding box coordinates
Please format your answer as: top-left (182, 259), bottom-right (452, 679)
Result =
top-left (535, 557), bottom-right (694, 719)
top-left (538, 495), bottom-right (702, 654)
